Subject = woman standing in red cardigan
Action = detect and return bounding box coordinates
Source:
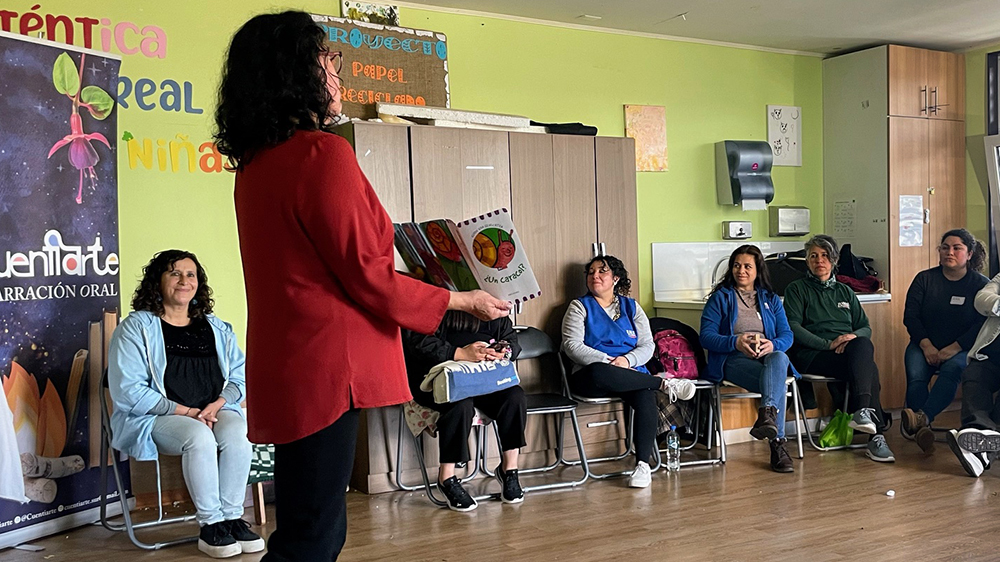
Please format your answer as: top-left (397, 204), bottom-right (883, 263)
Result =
top-left (214, 11), bottom-right (510, 562)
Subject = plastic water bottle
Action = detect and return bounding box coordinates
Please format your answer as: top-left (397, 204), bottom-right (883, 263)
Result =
top-left (666, 425), bottom-right (681, 472)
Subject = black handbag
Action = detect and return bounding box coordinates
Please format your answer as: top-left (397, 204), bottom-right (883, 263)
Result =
top-left (764, 251), bottom-right (809, 296)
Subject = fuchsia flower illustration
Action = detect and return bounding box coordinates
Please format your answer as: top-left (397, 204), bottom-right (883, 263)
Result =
top-left (46, 52), bottom-right (114, 204)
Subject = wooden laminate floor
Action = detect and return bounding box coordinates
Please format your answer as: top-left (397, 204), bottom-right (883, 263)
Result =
top-left (5, 410), bottom-right (999, 562)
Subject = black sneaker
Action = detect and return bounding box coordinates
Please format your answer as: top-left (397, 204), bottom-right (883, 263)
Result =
top-left (750, 406), bottom-right (778, 441)
top-left (947, 429), bottom-right (985, 478)
top-left (439, 476), bottom-right (478, 512)
top-left (226, 518), bottom-right (265, 553)
top-left (198, 521), bottom-right (241, 559)
top-left (495, 465), bottom-right (524, 504)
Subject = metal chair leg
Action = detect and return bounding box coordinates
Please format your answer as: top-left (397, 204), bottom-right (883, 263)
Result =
top-left (716, 385), bottom-right (727, 463)
top-left (790, 380), bottom-right (805, 459)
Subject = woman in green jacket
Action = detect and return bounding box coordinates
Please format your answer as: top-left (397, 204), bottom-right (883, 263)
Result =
top-left (784, 235), bottom-right (894, 463)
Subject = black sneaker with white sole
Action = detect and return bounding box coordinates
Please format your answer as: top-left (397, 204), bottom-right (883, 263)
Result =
top-left (439, 476), bottom-right (478, 512)
top-left (226, 518), bottom-right (265, 553)
top-left (495, 465), bottom-right (524, 504)
top-left (956, 428), bottom-right (1000, 453)
top-left (947, 429), bottom-right (986, 478)
top-left (198, 521), bottom-right (241, 559)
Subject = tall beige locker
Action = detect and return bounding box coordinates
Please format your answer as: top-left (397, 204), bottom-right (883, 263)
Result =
top-left (825, 45), bottom-right (966, 409)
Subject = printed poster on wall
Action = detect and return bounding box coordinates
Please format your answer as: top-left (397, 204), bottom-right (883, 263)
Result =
top-left (311, 13), bottom-right (449, 120)
top-left (0, 31), bottom-right (127, 548)
top-left (767, 105), bottom-right (801, 167)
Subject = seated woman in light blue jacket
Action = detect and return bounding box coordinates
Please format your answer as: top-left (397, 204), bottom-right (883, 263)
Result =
top-left (108, 250), bottom-right (262, 560)
top-left (700, 245), bottom-right (797, 473)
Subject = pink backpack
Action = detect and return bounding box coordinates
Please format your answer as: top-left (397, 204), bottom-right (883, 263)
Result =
top-left (654, 330), bottom-right (699, 379)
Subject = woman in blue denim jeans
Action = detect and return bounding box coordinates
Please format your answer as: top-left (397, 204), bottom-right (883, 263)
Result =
top-left (700, 245), bottom-right (797, 473)
top-left (108, 250), bottom-right (263, 559)
top-left (902, 229), bottom-right (988, 452)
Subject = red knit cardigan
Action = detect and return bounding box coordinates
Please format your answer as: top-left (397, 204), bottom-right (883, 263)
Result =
top-left (235, 130), bottom-right (449, 444)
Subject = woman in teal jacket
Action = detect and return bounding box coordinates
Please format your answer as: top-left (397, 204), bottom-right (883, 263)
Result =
top-left (108, 250), bottom-right (261, 559)
top-left (700, 245), bottom-right (796, 472)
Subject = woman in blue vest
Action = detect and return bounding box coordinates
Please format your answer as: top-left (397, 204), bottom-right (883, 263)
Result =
top-left (700, 245), bottom-right (797, 473)
top-left (562, 255), bottom-right (695, 488)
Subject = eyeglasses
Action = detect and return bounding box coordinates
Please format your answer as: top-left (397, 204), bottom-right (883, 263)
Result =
top-left (321, 50), bottom-right (343, 75)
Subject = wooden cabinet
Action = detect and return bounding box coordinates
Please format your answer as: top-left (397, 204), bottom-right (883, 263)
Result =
top-left (824, 45), bottom-right (966, 409)
top-left (410, 127), bottom-right (511, 221)
top-left (510, 133), bottom-right (597, 338)
top-left (927, 119), bottom-right (967, 259)
top-left (888, 45), bottom-right (965, 120)
top-left (926, 49), bottom-right (965, 120)
top-left (595, 137), bottom-right (640, 296)
top-left (334, 123), bottom-right (639, 493)
top-left (889, 45), bottom-right (928, 118)
top-left (334, 122), bottom-right (412, 222)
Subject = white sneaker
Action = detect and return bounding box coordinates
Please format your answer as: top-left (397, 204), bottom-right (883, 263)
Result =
top-left (660, 378), bottom-right (696, 402)
top-left (628, 461), bottom-right (652, 488)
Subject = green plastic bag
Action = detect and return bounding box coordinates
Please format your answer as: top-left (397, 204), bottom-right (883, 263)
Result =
top-left (818, 409), bottom-right (854, 448)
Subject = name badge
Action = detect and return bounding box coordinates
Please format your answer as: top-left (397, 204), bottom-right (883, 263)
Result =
top-left (837, 302), bottom-right (850, 309)
top-left (951, 296), bottom-right (966, 305)
top-left (626, 330), bottom-right (637, 339)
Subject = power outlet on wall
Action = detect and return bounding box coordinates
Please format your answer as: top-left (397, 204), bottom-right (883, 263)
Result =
top-left (722, 221), bottom-right (752, 240)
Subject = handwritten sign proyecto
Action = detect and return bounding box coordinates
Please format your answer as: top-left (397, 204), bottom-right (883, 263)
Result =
top-left (311, 14), bottom-right (449, 120)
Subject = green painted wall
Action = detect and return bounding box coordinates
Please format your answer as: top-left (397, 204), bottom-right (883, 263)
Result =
top-left (4, 2), bottom-right (823, 335)
top-left (402, 8), bottom-right (824, 311)
top-left (966, 43), bottom-right (1000, 243)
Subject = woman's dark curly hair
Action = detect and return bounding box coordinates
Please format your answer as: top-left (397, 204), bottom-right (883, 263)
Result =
top-left (711, 244), bottom-right (774, 294)
top-left (941, 228), bottom-right (987, 273)
top-left (214, 11), bottom-right (335, 169)
top-left (584, 255), bottom-right (632, 297)
top-left (132, 250), bottom-right (215, 318)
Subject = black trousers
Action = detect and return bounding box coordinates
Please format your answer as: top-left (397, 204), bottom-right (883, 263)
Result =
top-left (413, 386), bottom-right (527, 463)
top-left (262, 409), bottom-right (360, 562)
top-left (804, 337), bottom-right (887, 433)
top-left (569, 363), bottom-right (659, 463)
top-left (961, 360), bottom-right (1000, 431)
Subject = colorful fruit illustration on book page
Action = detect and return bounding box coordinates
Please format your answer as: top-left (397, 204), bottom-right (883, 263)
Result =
top-left (473, 229), bottom-right (516, 270)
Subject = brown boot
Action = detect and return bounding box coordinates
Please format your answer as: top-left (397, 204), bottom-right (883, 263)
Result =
top-left (900, 408), bottom-right (929, 441)
top-left (915, 427), bottom-right (936, 453)
top-left (769, 438), bottom-right (794, 473)
top-left (750, 406), bottom-right (778, 441)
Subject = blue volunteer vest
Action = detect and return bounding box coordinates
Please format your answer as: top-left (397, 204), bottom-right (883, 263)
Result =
top-left (580, 294), bottom-right (649, 374)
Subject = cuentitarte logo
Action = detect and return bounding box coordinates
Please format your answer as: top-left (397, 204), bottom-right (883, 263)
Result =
top-left (0, 229), bottom-right (118, 279)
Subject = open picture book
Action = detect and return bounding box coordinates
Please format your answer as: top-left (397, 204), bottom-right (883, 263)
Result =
top-left (393, 208), bottom-right (541, 304)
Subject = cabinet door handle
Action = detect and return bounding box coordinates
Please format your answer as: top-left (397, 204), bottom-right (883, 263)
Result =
top-left (924, 208), bottom-right (930, 224)
top-left (599, 242), bottom-right (607, 255)
top-left (921, 86), bottom-right (928, 114)
top-left (591, 243), bottom-right (599, 257)
top-left (931, 87), bottom-right (939, 115)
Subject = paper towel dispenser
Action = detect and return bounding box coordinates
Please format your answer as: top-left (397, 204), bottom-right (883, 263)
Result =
top-left (715, 140), bottom-right (774, 209)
